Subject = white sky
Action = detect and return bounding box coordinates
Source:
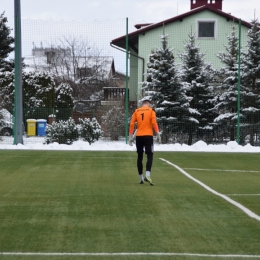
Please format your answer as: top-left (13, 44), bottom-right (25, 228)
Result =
top-left (1, 0), bottom-right (260, 72)
top-left (0, 0), bottom-right (258, 93)
top-left (1, 0), bottom-right (259, 23)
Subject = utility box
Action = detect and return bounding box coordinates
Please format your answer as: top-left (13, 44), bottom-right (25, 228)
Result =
top-left (37, 119), bottom-right (47, 136)
top-left (27, 119), bottom-right (36, 136)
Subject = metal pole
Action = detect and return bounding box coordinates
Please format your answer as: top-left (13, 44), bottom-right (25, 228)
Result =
top-left (237, 19), bottom-right (241, 144)
top-left (125, 17), bottom-right (129, 144)
top-left (14, 0), bottom-right (23, 144)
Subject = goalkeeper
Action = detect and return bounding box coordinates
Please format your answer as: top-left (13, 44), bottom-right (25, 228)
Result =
top-left (129, 99), bottom-right (161, 185)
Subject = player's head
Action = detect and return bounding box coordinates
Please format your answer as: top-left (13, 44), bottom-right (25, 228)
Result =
top-left (141, 99), bottom-right (151, 106)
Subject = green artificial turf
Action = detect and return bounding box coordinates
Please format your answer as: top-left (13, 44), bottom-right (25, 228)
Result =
top-left (0, 150), bottom-right (259, 260)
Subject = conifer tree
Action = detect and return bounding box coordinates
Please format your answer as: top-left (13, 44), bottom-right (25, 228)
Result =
top-left (142, 33), bottom-right (199, 144)
top-left (241, 18), bottom-right (260, 145)
top-left (214, 24), bottom-right (242, 141)
top-left (55, 82), bottom-right (74, 121)
top-left (0, 12), bottom-right (14, 72)
top-left (179, 31), bottom-right (216, 143)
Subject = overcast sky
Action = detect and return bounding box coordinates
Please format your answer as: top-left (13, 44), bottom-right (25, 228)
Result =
top-left (1, 0), bottom-right (259, 24)
top-left (1, 0), bottom-right (259, 73)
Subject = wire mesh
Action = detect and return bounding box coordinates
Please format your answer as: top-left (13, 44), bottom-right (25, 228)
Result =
top-left (0, 14), bottom-right (260, 147)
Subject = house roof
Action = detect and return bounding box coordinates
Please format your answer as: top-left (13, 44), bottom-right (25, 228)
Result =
top-left (23, 55), bottom-right (115, 79)
top-left (110, 4), bottom-right (251, 52)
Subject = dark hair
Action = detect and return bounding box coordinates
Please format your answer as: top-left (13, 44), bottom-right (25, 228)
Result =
top-left (142, 99), bottom-right (151, 104)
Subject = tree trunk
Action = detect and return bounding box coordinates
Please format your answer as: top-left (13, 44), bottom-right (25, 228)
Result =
top-left (230, 125), bottom-right (235, 141)
top-left (188, 131), bottom-right (193, 145)
top-left (250, 127), bottom-right (254, 146)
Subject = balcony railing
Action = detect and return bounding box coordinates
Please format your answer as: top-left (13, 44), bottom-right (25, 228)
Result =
top-left (103, 87), bottom-right (129, 101)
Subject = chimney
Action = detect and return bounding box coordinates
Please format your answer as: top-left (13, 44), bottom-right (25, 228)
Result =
top-left (190, 0), bottom-right (223, 10)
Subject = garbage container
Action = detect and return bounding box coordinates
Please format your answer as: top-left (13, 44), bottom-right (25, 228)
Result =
top-left (37, 119), bottom-right (47, 136)
top-left (27, 119), bottom-right (36, 136)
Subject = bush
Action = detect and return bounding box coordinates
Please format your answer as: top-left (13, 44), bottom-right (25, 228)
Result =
top-left (78, 117), bottom-right (103, 145)
top-left (46, 117), bottom-right (102, 145)
top-left (102, 105), bottom-right (125, 140)
top-left (46, 117), bottom-right (79, 145)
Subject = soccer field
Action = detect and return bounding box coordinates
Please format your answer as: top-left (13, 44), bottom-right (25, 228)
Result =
top-left (0, 150), bottom-right (259, 260)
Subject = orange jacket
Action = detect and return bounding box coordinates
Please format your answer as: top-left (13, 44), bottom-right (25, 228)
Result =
top-left (129, 105), bottom-right (159, 136)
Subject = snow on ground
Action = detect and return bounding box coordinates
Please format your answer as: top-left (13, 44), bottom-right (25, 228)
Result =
top-left (0, 136), bottom-right (260, 152)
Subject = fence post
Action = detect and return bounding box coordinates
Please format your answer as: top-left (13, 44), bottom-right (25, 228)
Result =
top-left (125, 17), bottom-right (129, 144)
top-left (13, 0), bottom-right (23, 145)
top-left (237, 19), bottom-right (241, 144)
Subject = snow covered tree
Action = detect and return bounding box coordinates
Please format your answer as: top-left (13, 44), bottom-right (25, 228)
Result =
top-left (179, 31), bottom-right (216, 143)
top-left (45, 117), bottom-right (79, 145)
top-left (142, 33), bottom-right (198, 144)
top-left (102, 105), bottom-right (125, 141)
top-left (23, 71), bottom-right (55, 108)
top-left (213, 23), bottom-right (242, 142)
top-left (0, 70), bottom-right (14, 111)
top-left (240, 18), bottom-right (260, 145)
top-left (0, 12), bottom-right (14, 72)
top-left (78, 117), bottom-right (102, 145)
top-left (0, 70), bottom-right (74, 122)
top-left (55, 82), bottom-right (74, 121)
top-left (22, 71), bottom-right (56, 121)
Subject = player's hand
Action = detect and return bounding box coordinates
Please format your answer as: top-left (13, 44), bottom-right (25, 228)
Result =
top-left (129, 134), bottom-right (133, 146)
top-left (156, 132), bottom-right (161, 144)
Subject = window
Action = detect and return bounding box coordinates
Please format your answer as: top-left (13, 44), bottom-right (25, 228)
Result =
top-left (77, 67), bottom-right (92, 78)
top-left (45, 51), bottom-right (56, 64)
top-left (197, 20), bottom-right (217, 39)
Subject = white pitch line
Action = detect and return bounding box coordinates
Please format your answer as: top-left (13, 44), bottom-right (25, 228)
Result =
top-left (227, 194), bottom-right (260, 196)
top-left (160, 158), bottom-right (260, 222)
top-left (183, 168), bottom-right (260, 173)
top-left (1, 252), bottom-right (260, 258)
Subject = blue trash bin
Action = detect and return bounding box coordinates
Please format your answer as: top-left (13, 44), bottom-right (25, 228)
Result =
top-left (36, 119), bottom-right (47, 136)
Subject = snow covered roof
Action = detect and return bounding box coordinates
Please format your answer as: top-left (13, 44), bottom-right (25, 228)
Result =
top-left (23, 55), bottom-right (115, 79)
top-left (23, 56), bottom-right (51, 72)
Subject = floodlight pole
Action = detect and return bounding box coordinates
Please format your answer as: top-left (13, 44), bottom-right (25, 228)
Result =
top-left (14, 0), bottom-right (23, 144)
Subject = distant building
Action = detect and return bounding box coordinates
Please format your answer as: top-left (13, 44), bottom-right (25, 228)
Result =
top-left (111, 0), bottom-right (252, 102)
top-left (23, 44), bottom-right (129, 106)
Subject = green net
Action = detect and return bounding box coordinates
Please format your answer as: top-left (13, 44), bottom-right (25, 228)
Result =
top-left (0, 14), bottom-right (260, 146)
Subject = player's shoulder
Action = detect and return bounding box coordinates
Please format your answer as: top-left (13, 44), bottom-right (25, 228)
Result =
top-left (137, 106), bottom-right (152, 111)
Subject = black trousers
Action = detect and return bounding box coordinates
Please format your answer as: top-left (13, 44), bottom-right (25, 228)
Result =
top-left (136, 136), bottom-right (154, 175)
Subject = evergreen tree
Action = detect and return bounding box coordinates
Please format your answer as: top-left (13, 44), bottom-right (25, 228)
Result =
top-left (241, 18), bottom-right (260, 145)
top-left (0, 12), bottom-right (14, 72)
top-left (102, 105), bottom-right (125, 141)
top-left (142, 33), bottom-right (199, 144)
top-left (22, 71), bottom-right (56, 122)
top-left (179, 31), bottom-right (216, 143)
top-left (55, 82), bottom-right (74, 121)
top-left (78, 117), bottom-right (103, 145)
top-left (0, 70), bottom-right (14, 111)
top-left (214, 24), bottom-right (242, 142)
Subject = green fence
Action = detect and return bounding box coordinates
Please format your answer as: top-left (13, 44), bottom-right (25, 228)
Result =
top-left (0, 13), bottom-right (260, 147)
